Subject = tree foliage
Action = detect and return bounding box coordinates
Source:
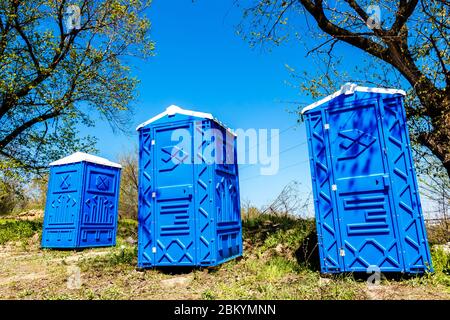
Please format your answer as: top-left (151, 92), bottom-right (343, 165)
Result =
top-left (239, 0), bottom-right (450, 178)
top-left (0, 0), bottom-right (153, 174)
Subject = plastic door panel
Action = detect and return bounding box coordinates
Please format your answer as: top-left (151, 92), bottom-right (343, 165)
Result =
top-left (153, 122), bottom-right (196, 265)
top-left (79, 164), bottom-right (119, 247)
top-left (325, 101), bottom-right (403, 272)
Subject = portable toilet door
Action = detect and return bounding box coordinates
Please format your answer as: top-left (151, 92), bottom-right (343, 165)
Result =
top-left (302, 83), bottom-right (433, 274)
top-left (136, 105), bottom-right (242, 268)
top-left (41, 152), bottom-right (122, 249)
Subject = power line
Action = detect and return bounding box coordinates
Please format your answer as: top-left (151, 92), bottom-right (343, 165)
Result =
top-left (279, 141), bottom-right (308, 156)
top-left (240, 159), bottom-right (310, 183)
top-left (278, 159), bottom-right (310, 172)
top-left (240, 140), bottom-right (307, 171)
top-left (245, 124), bottom-right (298, 153)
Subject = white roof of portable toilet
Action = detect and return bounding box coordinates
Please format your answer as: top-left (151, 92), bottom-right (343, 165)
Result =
top-left (49, 152), bottom-right (122, 168)
top-left (301, 83), bottom-right (406, 114)
top-left (136, 105), bottom-right (236, 136)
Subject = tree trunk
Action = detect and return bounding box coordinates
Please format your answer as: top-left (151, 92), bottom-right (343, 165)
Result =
top-left (417, 108), bottom-right (450, 179)
top-left (418, 132), bottom-right (450, 178)
top-left (391, 50), bottom-right (450, 180)
top-left (444, 161), bottom-right (450, 179)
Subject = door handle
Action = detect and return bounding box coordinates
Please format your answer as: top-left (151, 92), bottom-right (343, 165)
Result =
top-left (383, 175), bottom-right (390, 189)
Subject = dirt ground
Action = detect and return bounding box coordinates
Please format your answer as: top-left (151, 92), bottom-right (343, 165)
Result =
top-left (0, 239), bottom-right (449, 300)
top-left (0, 213), bottom-right (449, 300)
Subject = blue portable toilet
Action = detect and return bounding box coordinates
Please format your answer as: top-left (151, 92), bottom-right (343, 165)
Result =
top-left (302, 83), bottom-right (433, 274)
top-left (42, 152), bottom-right (122, 248)
top-left (136, 105), bottom-right (242, 267)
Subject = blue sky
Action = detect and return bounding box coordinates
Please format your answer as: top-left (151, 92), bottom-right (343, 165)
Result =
top-left (85, 0), bottom-right (435, 215)
top-left (87, 0), bottom-right (318, 209)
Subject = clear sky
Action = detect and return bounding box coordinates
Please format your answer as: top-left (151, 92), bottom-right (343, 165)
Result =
top-left (82, 0), bottom-right (437, 216)
top-left (85, 0), bottom-right (313, 210)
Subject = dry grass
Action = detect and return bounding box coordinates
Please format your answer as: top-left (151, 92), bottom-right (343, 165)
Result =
top-left (0, 215), bottom-right (449, 300)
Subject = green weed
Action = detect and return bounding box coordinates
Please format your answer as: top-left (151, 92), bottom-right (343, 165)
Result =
top-left (79, 245), bottom-right (137, 271)
top-left (0, 219), bottom-right (42, 245)
top-left (255, 256), bottom-right (298, 281)
top-left (117, 218), bottom-right (138, 239)
top-left (201, 289), bottom-right (216, 300)
top-left (99, 286), bottom-right (124, 300)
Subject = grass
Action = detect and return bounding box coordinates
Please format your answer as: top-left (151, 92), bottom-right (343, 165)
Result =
top-left (255, 256), bottom-right (299, 281)
top-left (0, 219), bottom-right (42, 245)
top-left (0, 214), bottom-right (449, 300)
top-left (203, 254), bottom-right (364, 300)
top-left (403, 246), bottom-right (450, 289)
top-left (117, 218), bottom-right (138, 239)
top-left (78, 245), bottom-right (137, 272)
top-left (427, 222), bottom-right (450, 246)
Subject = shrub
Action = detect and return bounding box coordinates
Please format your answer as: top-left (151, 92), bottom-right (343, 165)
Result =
top-left (0, 179), bottom-right (28, 215)
top-left (0, 219), bottom-right (42, 244)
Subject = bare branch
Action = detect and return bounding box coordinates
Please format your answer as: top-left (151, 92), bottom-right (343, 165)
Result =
top-left (298, 0), bottom-right (392, 64)
top-left (12, 15), bottom-right (41, 74)
top-left (0, 110), bottom-right (63, 150)
top-left (390, 0), bottom-right (419, 34)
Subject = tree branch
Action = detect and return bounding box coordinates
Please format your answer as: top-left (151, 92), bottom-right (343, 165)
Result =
top-left (298, 0), bottom-right (441, 110)
top-left (12, 15), bottom-right (41, 74)
top-left (298, 0), bottom-right (392, 64)
top-left (0, 149), bottom-right (47, 171)
top-left (266, 0), bottom-right (295, 40)
top-left (390, 0), bottom-right (419, 35)
top-left (0, 0), bottom-right (86, 118)
top-left (0, 110), bottom-right (63, 150)
top-left (428, 34), bottom-right (450, 87)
